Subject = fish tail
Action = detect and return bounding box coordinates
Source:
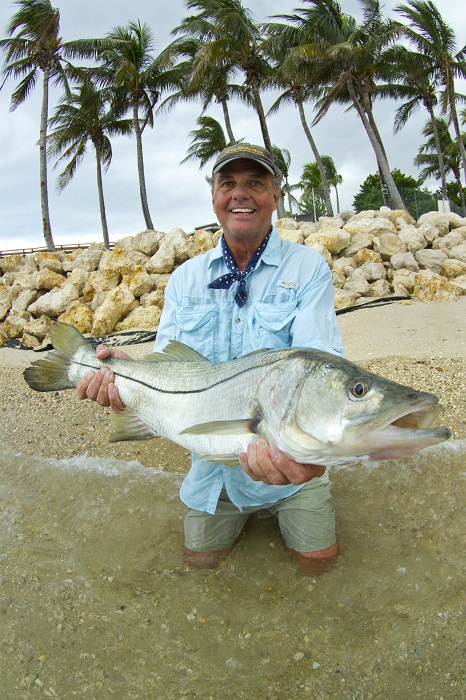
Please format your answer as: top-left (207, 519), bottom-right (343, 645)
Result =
top-left (23, 322), bottom-right (89, 392)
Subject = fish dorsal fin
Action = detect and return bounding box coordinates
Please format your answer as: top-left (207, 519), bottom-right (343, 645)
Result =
top-left (143, 340), bottom-right (210, 364)
top-left (241, 347), bottom-right (271, 358)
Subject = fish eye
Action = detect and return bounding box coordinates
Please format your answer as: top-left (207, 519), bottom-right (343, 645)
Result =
top-left (350, 382), bottom-right (368, 398)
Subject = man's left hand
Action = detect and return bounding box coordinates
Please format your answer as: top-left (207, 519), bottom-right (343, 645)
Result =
top-left (238, 439), bottom-right (325, 485)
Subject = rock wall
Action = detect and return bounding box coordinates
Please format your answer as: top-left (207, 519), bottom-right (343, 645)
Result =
top-left (1, 208), bottom-right (465, 349)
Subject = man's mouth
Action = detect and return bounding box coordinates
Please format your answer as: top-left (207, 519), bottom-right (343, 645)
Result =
top-left (230, 208), bottom-right (255, 214)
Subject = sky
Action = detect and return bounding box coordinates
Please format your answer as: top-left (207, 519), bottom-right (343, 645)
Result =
top-left (0, 0), bottom-right (465, 251)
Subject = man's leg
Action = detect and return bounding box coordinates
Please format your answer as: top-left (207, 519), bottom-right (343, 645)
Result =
top-left (183, 490), bottom-right (250, 569)
top-left (270, 480), bottom-right (338, 575)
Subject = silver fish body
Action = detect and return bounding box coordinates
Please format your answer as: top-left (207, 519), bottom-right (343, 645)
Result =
top-left (23, 322), bottom-right (451, 468)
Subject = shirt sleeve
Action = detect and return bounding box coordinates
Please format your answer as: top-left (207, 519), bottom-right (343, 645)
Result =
top-left (153, 276), bottom-right (179, 352)
top-left (291, 255), bottom-right (344, 357)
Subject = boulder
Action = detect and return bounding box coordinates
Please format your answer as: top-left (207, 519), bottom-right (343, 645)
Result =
top-left (124, 266), bottom-right (155, 298)
top-left (27, 284), bottom-right (81, 318)
top-left (146, 239), bottom-right (176, 274)
top-left (132, 229), bottom-right (164, 256)
top-left (413, 270), bottom-right (461, 302)
top-left (114, 305), bottom-right (162, 331)
top-left (343, 215), bottom-right (397, 236)
top-left (372, 232), bottom-right (407, 260)
top-left (187, 230), bottom-right (215, 258)
top-left (359, 262), bottom-right (386, 281)
top-left (440, 259), bottom-right (466, 279)
top-left (333, 288), bottom-right (358, 310)
top-left (0, 286), bottom-right (12, 320)
top-left (343, 268), bottom-right (370, 296)
top-left (10, 288), bottom-right (38, 315)
top-left (398, 225), bottom-right (427, 253)
top-left (303, 241), bottom-right (331, 266)
top-left (83, 269), bottom-right (121, 302)
top-left (449, 243), bottom-right (466, 263)
top-left (417, 212), bottom-right (449, 236)
top-left (22, 314), bottom-right (54, 339)
top-left (166, 228), bottom-right (190, 264)
top-left (451, 274), bottom-right (466, 293)
top-left (91, 283), bottom-right (135, 336)
top-left (305, 228), bottom-right (350, 254)
top-left (37, 267), bottom-right (67, 290)
top-left (0, 254), bottom-right (25, 273)
top-left (278, 228), bottom-right (304, 244)
top-left (366, 279), bottom-right (392, 297)
top-left (414, 249), bottom-right (448, 273)
top-left (62, 243), bottom-right (104, 272)
top-left (342, 232), bottom-right (375, 257)
top-left (390, 252), bottom-right (420, 272)
top-left (275, 217), bottom-right (298, 230)
top-left (392, 269), bottom-right (416, 296)
top-left (58, 301), bottom-right (94, 334)
top-left (34, 252), bottom-right (63, 274)
top-left (353, 248), bottom-right (382, 266)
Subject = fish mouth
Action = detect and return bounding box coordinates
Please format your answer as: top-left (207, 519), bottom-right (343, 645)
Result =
top-left (353, 395), bottom-right (451, 460)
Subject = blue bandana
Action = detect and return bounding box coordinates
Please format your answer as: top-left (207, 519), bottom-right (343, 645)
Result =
top-left (208, 228), bottom-right (272, 307)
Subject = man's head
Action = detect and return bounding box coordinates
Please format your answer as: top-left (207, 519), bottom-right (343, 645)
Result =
top-left (211, 143), bottom-right (280, 250)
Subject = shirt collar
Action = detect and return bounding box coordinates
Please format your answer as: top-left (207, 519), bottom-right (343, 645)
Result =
top-left (207, 226), bottom-right (281, 270)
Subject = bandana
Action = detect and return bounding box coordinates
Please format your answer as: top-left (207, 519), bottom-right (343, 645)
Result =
top-left (208, 228), bottom-right (272, 307)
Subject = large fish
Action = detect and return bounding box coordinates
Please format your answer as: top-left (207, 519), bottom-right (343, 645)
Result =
top-left (23, 322), bottom-right (450, 468)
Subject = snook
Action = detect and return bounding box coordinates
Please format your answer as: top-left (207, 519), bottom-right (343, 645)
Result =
top-left (24, 322), bottom-right (450, 468)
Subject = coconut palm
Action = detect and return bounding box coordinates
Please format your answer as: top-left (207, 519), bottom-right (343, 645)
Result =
top-left (47, 74), bottom-right (133, 248)
top-left (271, 146), bottom-right (300, 216)
top-left (181, 115), bottom-right (230, 169)
top-left (174, 1), bottom-right (275, 156)
top-left (396, 0), bottom-right (466, 186)
top-left (98, 21), bottom-right (185, 231)
top-left (275, 0), bottom-right (406, 211)
top-left (0, 0), bottom-right (114, 250)
top-left (414, 117), bottom-right (466, 212)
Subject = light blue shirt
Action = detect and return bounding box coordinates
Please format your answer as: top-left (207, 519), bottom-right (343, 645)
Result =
top-left (154, 227), bottom-right (344, 514)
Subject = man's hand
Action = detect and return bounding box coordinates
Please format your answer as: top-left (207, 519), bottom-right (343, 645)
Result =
top-left (238, 439), bottom-right (325, 485)
top-left (75, 345), bottom-right (131, 412)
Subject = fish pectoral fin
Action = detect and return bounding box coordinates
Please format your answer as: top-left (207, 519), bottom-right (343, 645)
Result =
top-left (109, 408), bottom-right (160, 443)
top-left (197, 454), bottom-right (240, 468)
top-left (180, 417), bottom-right (259, 436)
top-left (143, 340), bottom-right (211, 364)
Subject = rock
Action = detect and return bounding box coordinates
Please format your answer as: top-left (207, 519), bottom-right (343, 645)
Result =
top-left (305, 228), bottom-right (350, 254)
top-left (140, 288), bottom-right (165, 309)
top-left (299, 222), bottom-right (318, 237)
top-left (58, 300), bottom-right (94, 334)
top-left (417, 221), bottom-right (440, 244)
top-left (343, 215), bottom-right (397, 236)
top-left (146, 239), bottom-right (176, 274)
top-left (91, 284), bottom-right (135, 336)
top-left (3, 311), bottom-right (30, 338)
top-left (359, 262), bottom-right (386, 281)
top-left (27, 284), bottom-right (80, 318)
top-left (37, 267), bottom-right (67, 290)
top-left (398, 225), bottom-right (427, 253)
top-left (372, 232), bottom-right (407, 260)
top-left (10, 288), bottom-right (38, 315)
top-left (275, 217), bottom-right (298, 230)
top-left (390, 252), bottom-right (420, 272)
top-left (449, 243), bottom-right (466, 263)
top-left (440, 259), bottom-right (466, 279)
top-left (62, 243), bottom-right (104, 272)
top-left (187, 229), bottom-right (214, 257)
top-left (98, 248), bottom-right (140, 275)
top-left (166, 228), bottom-right (190, 264)
top-left (392, 269), bottom-right (416, 296)
top-left (20, 332), bottom-right (42, 349)
top-left (319, 215), bottom-right (345, 229)
top-left (0, 254), bottom-right (25, 273)
top-left (417, 211), bottom-right (449, 236)
top-left (64, 268), bottom-right (88, 296)
top-left (344, 268), bottom-right (370, 295)
top-left (414, 248), bottom-right (448, 273)
top-left (366, 279), bottom-right (392, 297)
top-left (22, 314), bottom-right (54, 339)
top-left (451, 274), bottom-right (466, 293)
top-left (432, 230), bottom-right (465, 254)
top-left (334, 288), bottom-right (358, 309)
top-left (342, 232), bottom-right (375, 256)
top-left (33, 252), bottom-right (63, 274)
top-left (353, 248), bottom-right (382, 265)
top-left (132, 229), bottom-right (164, 256)
top-left (378, 208), bottom-right (416, 226)
top-left (332, 256), bottom-right (356, 276)
top-left (278, 228), bottom-right (304, 244)
top-left (413, 270), bottom-right (461, 302)
top-left (332, 268), bottom-right (346, 288)
top-left (0, 286), bottom-right (12, 320)
top-left (83, 269), bottom-right (121, 302)
top-left (114, 305), bottom-right (162, 331)
top-left (124, 266), bottom-right (155, 298)
top-left (447, 213), bottom-right (466, 229)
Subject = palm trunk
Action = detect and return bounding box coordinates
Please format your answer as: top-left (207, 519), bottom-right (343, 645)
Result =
top-left (40, 67), bottom-right (55, 251)
top-left (347, 80), bottom-right (406, 211)
top-left (249, 79), bottom-right (273, 155)
top-left (297, 100), bottom-right (334, 216)
top-left (133, 103), bottom-right (154, 230)
top-left (426, 105), bottom-right (448, 200)
top-left (221, 98), bottom-right (236, 143)
top-left (335, 185), bottom-right (340, 213)
top-left (448, 78), bottom-right (466, 186)
top-left (96, 148), bottom-right (110, 249)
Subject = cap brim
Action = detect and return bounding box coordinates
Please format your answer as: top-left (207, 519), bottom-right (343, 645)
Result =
top-left (212, 155), bottom-right (275, 176)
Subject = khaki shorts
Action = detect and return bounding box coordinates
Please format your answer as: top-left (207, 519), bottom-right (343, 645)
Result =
top-left (184, 481), bottom-right (336, 553)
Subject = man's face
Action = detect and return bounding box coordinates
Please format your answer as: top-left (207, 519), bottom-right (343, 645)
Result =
top-left (211, 159), bottom-right (279, 245)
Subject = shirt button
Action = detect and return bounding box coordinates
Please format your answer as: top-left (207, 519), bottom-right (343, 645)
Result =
top-left (235, 317), bottom-right (241, 324)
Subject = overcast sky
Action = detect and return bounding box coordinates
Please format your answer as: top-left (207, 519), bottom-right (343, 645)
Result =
top-left (0, 0), bottom-right (465, 251)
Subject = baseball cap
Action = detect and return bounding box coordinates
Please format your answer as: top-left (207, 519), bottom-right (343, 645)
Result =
top-left (212, 143), bottom-right (275, 176)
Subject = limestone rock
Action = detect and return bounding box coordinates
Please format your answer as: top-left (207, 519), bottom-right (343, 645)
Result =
top-left (306, 228), bottom-right (350, 254)
top-left (58, 301), bottom-right (94, 334)
top-left (353, 248), bottom-right (382, 266)
top-left (417, 211), bottom-right (449, 236)
top-left (140, 288), bottom-right (165, 309)
top-left (20, 332), bottom-right (42, 349)
top-left (124, 266), bottom-right (155, 298)
top-left (415, 248), bottom-right (448, 273)
top-left (27, 284), bottom-right (80, 318)
top-left (83, 269), bottom-right (121, 302)
top-left (432, 230), bottom-right (465, 254)
top-left (372, 232), bottom-right (407, 260)
top-left (378, 208), bottom-right (416, 226)
top-left (3, 311), bottom-right (30, 338)
top-left (413, 270), bottom-right (461, 302)
top-left (275, 218), bottom-right (298, 230)
top-left (0, 286), bottom-right (12, 320)
top-left (166, 228), bottom-right (190, 264)
top-left (332, 257), bottom-right (356, 276)
top-left (440, 259), bottom-right (466, 279)
top-left (187, 229), bottom-right (214, 257)
top-left (343, 216), bottom-right (397, 236)
top-left (392, 269), bottom-right (416, 296)
top-left (114, 305), bottom-right (162, 331)
top-left (91, 284), bottom-right (135, 336)
top-left (23, 314), bottom-right (54, 339)
top-left (417, 221), bottom-right (440, 244)
top-left (63, 243), bottom-right (104, 272)
top-left (318, 215), bottom-right (345, 229)
top-left (37, 267), bottom-right (67, 290)
top-left (451, 274), bottom-right (466, 293)
top-left (10, 288), bottom-right (38, 315)
top-left (449, 243), bottom-right (466, 263)
top-left (390, 252), bottom-right (420, 272)
top-left (34, 252), bottom-right (63, 274)
top-left (98, 248), bottom-right (140, 275)
top-left (303, 241), bottom-right (331, 266)
top-left (447, 213), bottom-right (466, 229)
top-left (344, 268), bottom-right (370, 296)
top-left (132, 229), bottom-right (164, 256)
top-left (359, 262), bottom-right (386, 281)
top-left (334, 288), bottom-right (358, 310)
top-left (332, 268), bottom-right (346, 288)
top-left (299, 222), bottom-right (319, 237)
top-left (278, 228), bottom-right (304, 244)
top-left (64, 268), bottom-right (88, 296)
top-left (0, 254), bottom-right (25, 273)
top-left (146, 239), bottom-right (176, 274)
top-left (398, 225), bottom-right (427, 253)
top-left (366, 279), bottom-right (392, 297)
top-left (341, 232), bottom-right (375, 256)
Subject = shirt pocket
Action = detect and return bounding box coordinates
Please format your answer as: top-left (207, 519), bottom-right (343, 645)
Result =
top-left (174, 306), bottom-right (218, 358)
top-left (249, 300), bottom-right (298, 349)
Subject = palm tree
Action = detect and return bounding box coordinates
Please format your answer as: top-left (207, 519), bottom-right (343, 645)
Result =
top-left (271, 146), bottom-right (300, 217)
top-left (414, 117), bottom-right (466, 212)
top-left (299, 156), bottom-right (342, 217)
top-left (382, 43), bottom-right (448, 200)
top-left (181, 115), bottom-right (230, 168)
top-left (396, 0), bottom-right (466, 186)
top-left (47, 74), bottom-right (133, 248)
top-left (0, 0), bottom-right (113, 250)
top-left (98, 21), bottom-right (185, 230)
top-left (276, 0), bottom-right (406, 211)
top-left (174, 1), bottom-right (275, 156)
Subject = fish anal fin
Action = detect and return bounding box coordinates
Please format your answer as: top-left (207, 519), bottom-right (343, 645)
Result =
top-left (181, 416), bottom-right (260, 436)
top-left (197, 454), bottom-right (240, 468)
top-left (109, 408), bottom-right (160, 443)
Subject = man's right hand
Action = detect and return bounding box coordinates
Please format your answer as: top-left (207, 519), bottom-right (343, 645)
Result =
top-left (75, 344), bottom-right (131, 412)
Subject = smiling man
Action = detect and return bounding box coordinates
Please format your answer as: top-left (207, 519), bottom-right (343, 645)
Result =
top-left (77, 143), bottom-right (344, 574)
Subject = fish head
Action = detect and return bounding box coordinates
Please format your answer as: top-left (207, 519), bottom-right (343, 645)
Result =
top-left (288, 356), bottom-right (450, 461)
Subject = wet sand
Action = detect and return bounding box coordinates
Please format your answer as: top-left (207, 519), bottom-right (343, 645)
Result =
top-left (0, 298), bottom-right (465, 699)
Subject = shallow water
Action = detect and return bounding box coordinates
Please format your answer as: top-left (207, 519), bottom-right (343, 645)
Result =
top-left (0, 443), bottom-right (465, 699)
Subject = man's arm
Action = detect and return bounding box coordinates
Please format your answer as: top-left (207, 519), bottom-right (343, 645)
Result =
top-left (75, 345), bottom-right (130, 411)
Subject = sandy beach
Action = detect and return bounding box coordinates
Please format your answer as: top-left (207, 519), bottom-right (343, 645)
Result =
top-left (0, 297), bottom-right (465, 699)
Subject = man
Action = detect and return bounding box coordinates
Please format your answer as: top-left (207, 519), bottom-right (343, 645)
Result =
top-left (77, 143), bottom-right (344, 574)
